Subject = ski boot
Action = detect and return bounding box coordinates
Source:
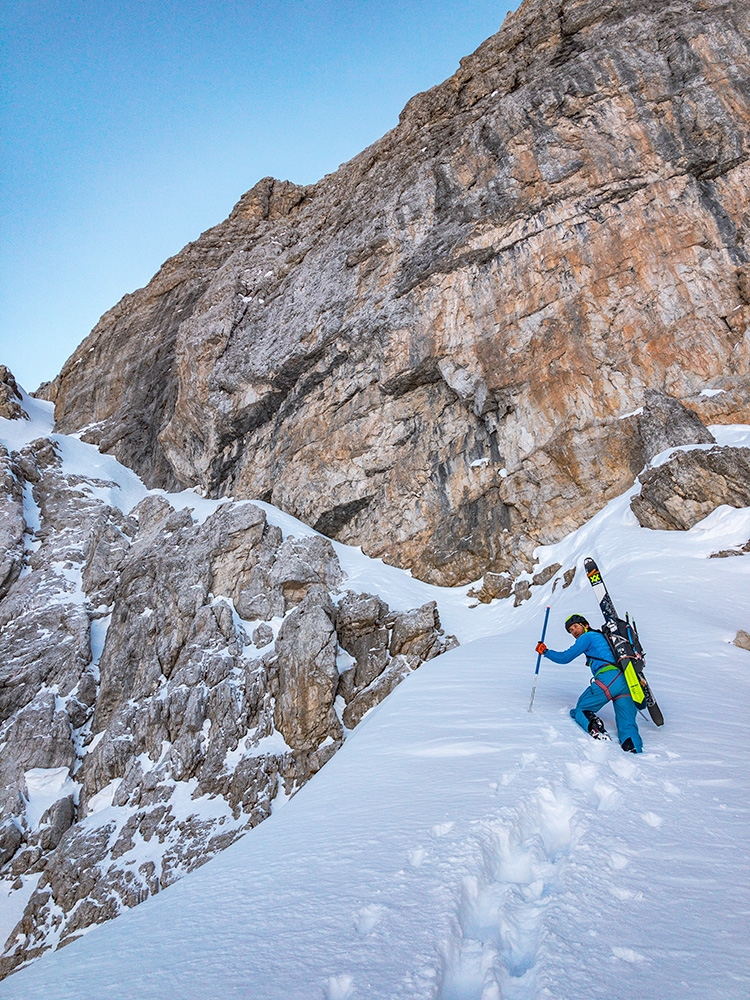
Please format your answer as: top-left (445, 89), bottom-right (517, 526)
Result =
top-left (583, 710), bottom-right (611, 741)
top-left (620, 738), bottom-right (638, 754)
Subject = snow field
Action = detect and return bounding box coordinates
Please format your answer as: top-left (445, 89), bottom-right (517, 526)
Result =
top-left (2, 589), bottom-right (748, 999)
top-left (1, 395), bottom-right (749, 998)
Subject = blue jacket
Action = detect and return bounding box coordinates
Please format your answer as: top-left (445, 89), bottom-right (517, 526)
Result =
top-left (544, 629), bottom-right (614, 676)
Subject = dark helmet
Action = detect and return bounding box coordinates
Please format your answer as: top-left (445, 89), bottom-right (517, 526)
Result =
top-left (565, 613), bottom-right (590, 633)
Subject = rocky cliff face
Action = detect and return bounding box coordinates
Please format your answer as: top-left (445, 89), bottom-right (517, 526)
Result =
top-left (0, 385), bottom-right (455, 978)
top-left (49, 0), bottom-right (750, 588)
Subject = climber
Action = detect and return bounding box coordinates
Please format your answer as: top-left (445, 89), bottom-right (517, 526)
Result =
top-left (535, 613), bottom-right (643, 753)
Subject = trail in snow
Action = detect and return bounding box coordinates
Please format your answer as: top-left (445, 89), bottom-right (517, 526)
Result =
top-left (1, 393), bottom-right (749, 999)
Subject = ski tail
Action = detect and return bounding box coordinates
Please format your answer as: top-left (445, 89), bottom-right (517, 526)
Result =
top-left (620, 616), bottom-right (663, 723)
top-left (640, 679), bottom-right (664, 725)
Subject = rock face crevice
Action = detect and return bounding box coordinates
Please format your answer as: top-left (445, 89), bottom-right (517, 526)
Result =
top-left (0, 405), bottom-right (456, 979)
top-left (48, 0), bottom-right (750, 585)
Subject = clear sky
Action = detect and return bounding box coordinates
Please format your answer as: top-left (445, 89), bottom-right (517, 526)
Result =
top-left (1, 1), bottom-right (519, 392)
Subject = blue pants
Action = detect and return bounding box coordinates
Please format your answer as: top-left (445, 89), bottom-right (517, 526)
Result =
top-left (570, 670), bottom-right (643, 752)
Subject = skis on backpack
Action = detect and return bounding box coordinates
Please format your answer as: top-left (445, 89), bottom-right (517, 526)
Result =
top-left (584, 557), bottom-right (665, 726)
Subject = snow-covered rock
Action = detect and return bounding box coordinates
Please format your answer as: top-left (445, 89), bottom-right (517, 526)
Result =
top-left (631, 445), bottom-right (750, 530)
top-left (0, 383), bottom-right (455, 977)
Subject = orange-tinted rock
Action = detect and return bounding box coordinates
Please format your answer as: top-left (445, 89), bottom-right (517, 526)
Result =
top-left (51, 0), bottom-right (750, 584)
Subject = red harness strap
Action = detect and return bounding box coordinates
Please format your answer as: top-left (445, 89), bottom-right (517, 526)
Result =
top-left (594, 672), bottom-right (629, 702)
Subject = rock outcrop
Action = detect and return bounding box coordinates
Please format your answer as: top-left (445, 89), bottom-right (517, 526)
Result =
top-left (46, 0), bottom-right (750, 586)
top-left (0, 368), bottom-right (27, 422)
top-left (631, 445), bottom-right (750, 529)
top-left (0, 400), bottom-right (455, 979)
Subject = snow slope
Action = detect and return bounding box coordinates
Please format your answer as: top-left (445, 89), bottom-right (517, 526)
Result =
top-left (1, 397), bottom-right (749, 999)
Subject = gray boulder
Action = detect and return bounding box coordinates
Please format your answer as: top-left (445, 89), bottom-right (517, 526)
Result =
top-left (0, 692), bottom-right (76, 842)
top-left (36, 796), bottom-right (76, 852)
top-left (636, 390), bottom-right (715, 463)
top-left (274, 591), bottom-right (342, 751)
top-left (631, 447), bottom-right (750, 530)
top-left (0, 821), bottom-right (23, 867)
top-left (335, 591), bottom-right (391, 698)
top-left (0, 446), bottom-right (24, 600)
top-left (390, 601), bottom-right (443, 661)
top-left (343, 655), bottom-right (414, 729)
top-left (0, 602), bottom-right (91, 724)
top-left (270, 535), bottom-right (344, 607)
top-left (0, 366), bottom-right (27, 421)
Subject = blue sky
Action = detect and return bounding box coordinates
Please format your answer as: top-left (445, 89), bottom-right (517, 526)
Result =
top-left (1, 1), bottom-right (518, 391)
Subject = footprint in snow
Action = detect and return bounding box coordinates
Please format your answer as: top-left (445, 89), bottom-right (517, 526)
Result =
top-left (609, 852), bottom-right (629, 870)
top-left (593, 781), bottom-right (621, 812)
top-left (612, 946), bottom-right (646, 964)
top-left (440, 782), bottom-right (585, 998)
top-left (437, 933), bottom-right (503, 1000)
top-left (583, 740), bottom-right (611, 764)
top-left (324, 973), bottom-right (355, 1000)
top-left (567, 758), bottom-right (622, 810)
top-left (610, 885), bottom-right (643, 901)
top-left (641, 811), bottom-right (663, 828)
top-left (537, 785), bottom-right (577, 858)
top-left (354, 904), bottom-right (387, 936)
top-left (566, 760), bottom-right (599, 788)
top-left (408, 847), bottom-right (427, 867)
top-left (432, 821), bottom-right (454, 837)
top-left (519, 878), bottom-right (545, 902)
top-left (608, 756), bottom-right (638, 780)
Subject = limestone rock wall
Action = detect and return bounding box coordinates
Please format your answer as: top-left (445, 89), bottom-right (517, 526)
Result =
top-left (0, 415), bottom-right (455, 979)
top-left (49, 0), bottom-right (750, 585)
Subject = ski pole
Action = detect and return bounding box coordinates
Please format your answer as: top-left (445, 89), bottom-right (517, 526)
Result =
top-left (528, 605), bottom-right (551, 712)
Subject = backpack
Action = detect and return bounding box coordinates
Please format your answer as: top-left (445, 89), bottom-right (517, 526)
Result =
top-left (594, 620), bottom-right (647, 707)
